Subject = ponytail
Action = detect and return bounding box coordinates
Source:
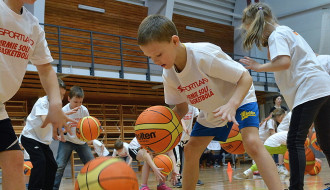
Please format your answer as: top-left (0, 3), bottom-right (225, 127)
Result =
top-left (243, 9), bottom-right (266, 50)
top-left (241, 3), bottom-right (277, 50)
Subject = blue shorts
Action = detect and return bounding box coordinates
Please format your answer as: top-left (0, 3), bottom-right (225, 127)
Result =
top-left (191, 102), bottom-right (260, 142)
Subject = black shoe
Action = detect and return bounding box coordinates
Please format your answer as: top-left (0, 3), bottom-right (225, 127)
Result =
top-left (196, 180), bottom-right (204, 186)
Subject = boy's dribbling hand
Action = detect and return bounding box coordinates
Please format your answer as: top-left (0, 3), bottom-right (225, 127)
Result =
top-left (213, 103), bottom-right (239, 126)
top-left (170, 171), bottom-right (179, 185)
top-left (153, 167), bottom-right (165, 182)
top-left (41, 104), bottom-right (76, 142)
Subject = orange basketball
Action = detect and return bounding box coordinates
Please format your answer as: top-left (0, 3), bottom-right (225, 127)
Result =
top-left (284, 150), bottom-right (290, 171)
top-left (153, 154), bottom-right (173, 176)
top-left (135, 106), bottom-right (183, 154)
top-left (305, 148), bottom-right (316, 173)
top-left (219, 124), bottom-right (245, 154)
top-left (311, 132), bottom-right (322, 152)
top-left (75, 157), bottom-right (138, 190)
top-left (308, 160), bottom-right (322, 176)
top-left (283, 148), bottom-right (315, 174)
top-left (76, 116), bottom-right (101, 142)
top-left (23, 161), bottom-right (33, 176)
top-left (304, 137), bottom-right (310, 147)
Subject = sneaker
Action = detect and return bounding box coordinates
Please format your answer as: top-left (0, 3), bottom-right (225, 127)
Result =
top-left (214, 163), bottom-right (221, 167)
top-left (196, 180), bottom-right (204, 186)
top-left (243, 168), bottom-right (253, 179)
top-left (157, 183), bottom-right (172, 190)
top-left (140, 185), bottom-right (151, 190)
top-left (277, 165), bottom-right (289, 176)
top-left (174, 181), bottom-right (182, 188)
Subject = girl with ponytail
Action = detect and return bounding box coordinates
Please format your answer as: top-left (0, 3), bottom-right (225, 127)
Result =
top-left (240, 3), bottom-right (330, 190)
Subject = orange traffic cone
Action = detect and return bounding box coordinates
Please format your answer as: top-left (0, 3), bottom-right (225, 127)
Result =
top-left (227, 162), bottom-right (233, 183)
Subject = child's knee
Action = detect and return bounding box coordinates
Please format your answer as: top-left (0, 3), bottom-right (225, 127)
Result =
top-left (136, 149), bottom-right (147, 161)
top-left (243, 138), bottom-right (262, 155)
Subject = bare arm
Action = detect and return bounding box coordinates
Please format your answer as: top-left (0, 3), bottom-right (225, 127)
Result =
top-left (167, 150), bottom-right (179, 185)
top-left (127, 155), bottom-right (133, 166)
top-left (36, 63), bottom-right (75, 141)
top-left (136, 149), bottom-right (165, 181)
top-left (173, 102), bottom-right (189, 119)
top-left (181, 118), bottom-right (189, 135)
top-left (101, 145), bottom-right (105, 156)
top-left (213, 70), bottom-right (252, 125)
top-left (41, 115), bottom-right (63, 141)
top-left (112, 149), bottom-right (117, 157)
top-left (240, 55), bottom-right (291, 72)
top-left (40, 115), bottom-right (48, 125)
top-left (269, 129), bottom-right (276, 136)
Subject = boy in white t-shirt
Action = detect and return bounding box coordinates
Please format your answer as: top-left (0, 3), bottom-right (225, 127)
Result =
top-left (20, 79), bottom-right (66, 190)
top-left (53, 86), bottom-right (95, 190)
top-left (0, 1), bottom-right (73, 189)
top-left (113, 139), bottom-right (132, 165)
top-left (92, 139), bottom-right (109, 157)
top-left (138, 15), bottom-right (281, 190)
top-left (240, 3), bottom-right (330, 189)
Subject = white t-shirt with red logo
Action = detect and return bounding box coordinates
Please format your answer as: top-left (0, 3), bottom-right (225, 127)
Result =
top-left (181, 105), bottom-right (199, 141)
top-left (62, 103), bottom-right (89, 145)
top-left (0, 1), bottom-right (53, 120)
top-left (163, 43), bottom-right (257, 128)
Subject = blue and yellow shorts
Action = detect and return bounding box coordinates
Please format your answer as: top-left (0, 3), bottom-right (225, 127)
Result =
top-left (191, 102), bottom-right (259, 141)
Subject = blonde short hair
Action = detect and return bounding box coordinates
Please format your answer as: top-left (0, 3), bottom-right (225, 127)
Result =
top-left (137, 15), bottom-right (178, 45)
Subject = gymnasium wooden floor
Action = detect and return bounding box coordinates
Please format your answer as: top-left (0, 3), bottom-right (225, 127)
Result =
top-left (55, 158), bottom-right (329, 190)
